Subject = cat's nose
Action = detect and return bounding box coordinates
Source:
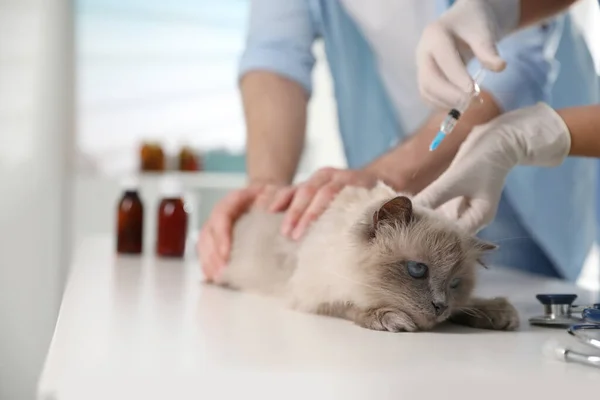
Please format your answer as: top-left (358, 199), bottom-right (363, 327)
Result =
top-left (432, 301), bottom-right (448, 316)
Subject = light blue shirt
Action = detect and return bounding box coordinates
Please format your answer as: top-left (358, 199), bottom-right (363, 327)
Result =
top-left (239, 0), bottom-right (600, 281)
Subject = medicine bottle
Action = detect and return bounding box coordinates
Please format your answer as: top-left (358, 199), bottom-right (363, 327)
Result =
top-left (116, 178), bottom-right (144, 254)
top-left (140, 141), bottom-right (165, 172)
top-left (156, 177), bottom-right (188, 258)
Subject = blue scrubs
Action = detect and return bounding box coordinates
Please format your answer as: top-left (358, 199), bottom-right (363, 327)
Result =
top-left (239, 0), bottom-right (600, 281)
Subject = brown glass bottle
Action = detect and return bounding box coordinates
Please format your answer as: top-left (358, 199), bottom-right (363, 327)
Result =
top-left (116, 189), bottom-right (144, 254)
top-left (156, 179), bottom-right (188, 258)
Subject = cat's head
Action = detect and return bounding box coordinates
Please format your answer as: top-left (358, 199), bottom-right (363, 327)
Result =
top-left (353, 195), bottom-right (497, 331)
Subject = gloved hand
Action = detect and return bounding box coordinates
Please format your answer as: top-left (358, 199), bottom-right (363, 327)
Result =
top-left (414, 103), bottom-right (571, 234)
top-left (416, 0), bottom-right (520, 109)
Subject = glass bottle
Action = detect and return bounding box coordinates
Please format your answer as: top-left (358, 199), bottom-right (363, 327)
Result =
top-left (140, 141), bottom-right (165, 172)
top-left (178, 145), bottom-right (201, 172)
top-left (156, 177), bottom-right (188, 258)
top-left (116, 178), bottom-right (144, 254)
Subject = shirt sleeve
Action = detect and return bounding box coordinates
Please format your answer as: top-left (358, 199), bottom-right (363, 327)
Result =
top-left (467, 18), bottom-right (564, 113)
top-left (238, 0), bottom-right (318, 96)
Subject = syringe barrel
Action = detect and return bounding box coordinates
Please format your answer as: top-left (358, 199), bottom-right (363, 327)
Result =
top-left (440, 108), bottom-right (460, 135)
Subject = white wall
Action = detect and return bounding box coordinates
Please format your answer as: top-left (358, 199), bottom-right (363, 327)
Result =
top-left (0, 0), bottom-right (73, 399)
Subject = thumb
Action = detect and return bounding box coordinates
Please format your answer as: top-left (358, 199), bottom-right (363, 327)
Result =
top-left (413, 179), bottom-right (458, 211)
top-left (456, 198), bottom-right (494, 234)
top-left (469, 38), bottom-right (506, 72)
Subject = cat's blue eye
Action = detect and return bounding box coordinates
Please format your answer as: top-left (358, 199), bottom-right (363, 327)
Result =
top-left (450, 278), bottom-right (461, 289)
top-left (406, 261), bottom-right (428, 279)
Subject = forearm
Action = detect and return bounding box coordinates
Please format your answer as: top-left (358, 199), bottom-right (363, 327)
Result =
top-left (518, 0), bottom-right (578, 28)
top-left (364, 91), bottom-right (501, 194)
top-left (241, 71), bottom-right (308, 185)
top-left (559, 105), bottom-right (600, 158)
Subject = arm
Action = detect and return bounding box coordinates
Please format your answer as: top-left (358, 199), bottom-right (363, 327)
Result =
top-left (364, 90), bottom-right (501, 194)
top-left (413, 102), bottom-right (600, 235)
top-left (560, 105), bottom-right (600, 157)
top-left (238, 0), bottom-right (317, 185)
top-left (242, 72), bottom-right (307, 185)
top-left (199, 0), bottom-right (317, 278)
top-left (518, 0), bottom-right (579, 28)
top-left (372, 22), bottom-right (557, 194)
top-left (416, 0), bottom-right (576, 109)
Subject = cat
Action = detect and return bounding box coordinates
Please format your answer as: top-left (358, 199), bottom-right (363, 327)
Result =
top-left (213, 182), bottom-right (519, 332)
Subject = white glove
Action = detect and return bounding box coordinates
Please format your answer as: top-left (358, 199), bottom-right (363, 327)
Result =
top-left (417, 0), bottom-right (520, 109)
top-left (414, 102), bottom-right (571, 234)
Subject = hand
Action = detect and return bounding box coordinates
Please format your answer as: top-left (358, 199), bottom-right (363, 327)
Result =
top-left (414, 103), bottom-right (571, 233)
top-left (198, 183), bottom-right (285, 281)
top-left (269, 167), bottom-right (379, 240)
top-left (416, 0), bottom-right (519, 109)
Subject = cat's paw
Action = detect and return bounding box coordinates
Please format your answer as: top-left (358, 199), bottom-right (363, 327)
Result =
top-left (355, 308), bottom-right (418, 332)
top-left (451, 297), bottom-right (519, 331)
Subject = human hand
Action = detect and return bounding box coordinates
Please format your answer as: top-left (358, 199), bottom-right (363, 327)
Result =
top-left (198, 183), bottom-right (283, 281)
top-left (269, 167), bottom-right (379, 240)
top-left (414, 103), bottom-right (571, 233)
top-left (416, 0), bottom-right (519, 109)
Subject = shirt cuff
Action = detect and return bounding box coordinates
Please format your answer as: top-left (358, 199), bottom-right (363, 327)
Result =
top-left (238, 44), bottom-right (315, 96)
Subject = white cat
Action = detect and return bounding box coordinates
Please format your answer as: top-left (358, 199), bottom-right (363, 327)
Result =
top-left (214, 182), bottom-right (519, 332)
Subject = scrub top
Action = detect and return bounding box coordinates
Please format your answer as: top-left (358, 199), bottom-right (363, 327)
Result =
top-left (239, 0), bottom-right (600, 282)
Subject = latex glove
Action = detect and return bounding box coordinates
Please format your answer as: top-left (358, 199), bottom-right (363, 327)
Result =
top-left (414, 103), bottom-right (571, 234)
top-left (268, 167), bottom-right (379, 240)
top-left (417, 0), bottom-right (520, 109)
top-left (198, 183), bottom-right (287, 281)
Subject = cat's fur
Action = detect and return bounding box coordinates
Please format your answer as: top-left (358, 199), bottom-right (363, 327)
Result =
top-left (214, 182), bottom-right (519, 332)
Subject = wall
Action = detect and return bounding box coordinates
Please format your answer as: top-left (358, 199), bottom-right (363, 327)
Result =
top-left (0, 0), bottom-right (73, 399)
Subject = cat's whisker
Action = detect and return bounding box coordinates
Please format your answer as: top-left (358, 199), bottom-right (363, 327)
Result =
top-left (491, 236), bottom-right (531, 244)
top-left (459, 307), bottom-right (494, 324)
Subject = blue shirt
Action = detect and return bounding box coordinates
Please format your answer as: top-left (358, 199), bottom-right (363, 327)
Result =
top-left (239, 0), bottom-right (600, 281)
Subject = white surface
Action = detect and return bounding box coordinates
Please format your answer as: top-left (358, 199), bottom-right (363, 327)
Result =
top-left (39, 236), bottom-right (600, 400)
top-left (0, 0), bottom-right (73, 399)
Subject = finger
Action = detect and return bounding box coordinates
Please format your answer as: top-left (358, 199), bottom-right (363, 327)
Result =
top-left (213, 187), bottom-right (262, 253)
top-left (436, 197), bottom-right (466, 221)
top-left (268, 186), bottom-right (296, 212)
top-left (198, 227), bottom-right (220, 281)
top-left (420, 55), bottom-right (467, 110)
top-left (456, 198), bottom-right (494, 234)
top-left (211, 213), bottom-right (233, 262)
top-left (429, 29), bottom-right (475, 94)
top-left (280, 171), bottom-right (335, 235)
top-left (253, 185), bottom-right (278, 210)
top-left (468, 36), bottom-right (506, 72)
top-left (281, 183), bottom-right (322, 237)
top-left (219, 186), bottom-right (263, 214)
top-left (291, 182), bottom-right (343, 240)
top-left (413, 178), bottom-right (458, 211)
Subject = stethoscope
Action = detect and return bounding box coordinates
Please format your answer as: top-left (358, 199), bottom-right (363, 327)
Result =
top-left (530, 294), bottom-right (600, 369)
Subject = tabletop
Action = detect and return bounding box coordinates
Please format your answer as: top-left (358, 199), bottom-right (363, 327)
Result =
top-left (38, 236), bottom-right (600, 400)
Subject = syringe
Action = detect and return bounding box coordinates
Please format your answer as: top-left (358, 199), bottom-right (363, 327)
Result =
top-left (429, 69), bottom-right (486, 151)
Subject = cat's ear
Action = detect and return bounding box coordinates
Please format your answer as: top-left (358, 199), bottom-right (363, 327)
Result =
top-left (373, 196), bottom-right (413, 229)
top-left (470, 237), bottom-right (498, 268)
top-left (471, 238), bottom-right (498, 253)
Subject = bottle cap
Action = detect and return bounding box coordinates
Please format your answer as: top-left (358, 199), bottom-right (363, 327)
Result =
top-left (120, 175), bottom-right (139, 191)
top-left (160, 175), bottom-right (184, 198)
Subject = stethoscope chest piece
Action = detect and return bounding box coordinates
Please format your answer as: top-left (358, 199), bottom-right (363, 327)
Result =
top-left (529, 294), bottom-right (583, 327)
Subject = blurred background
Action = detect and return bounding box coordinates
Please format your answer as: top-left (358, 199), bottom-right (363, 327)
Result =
top-left (1, 1), bottom-right (599, 399)
top-left (0, 0), bottom-right (345, 399)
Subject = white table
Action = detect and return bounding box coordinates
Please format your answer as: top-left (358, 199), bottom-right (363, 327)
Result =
top-left (38, 236), bottom-right (600, 400)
